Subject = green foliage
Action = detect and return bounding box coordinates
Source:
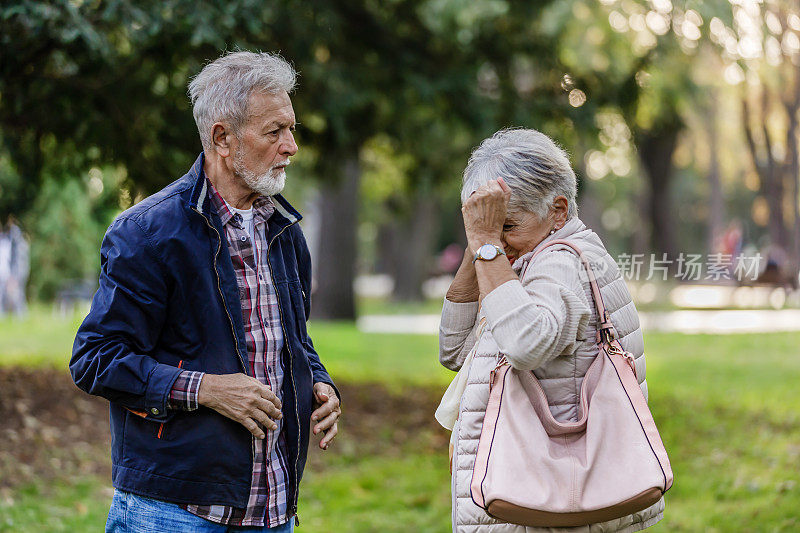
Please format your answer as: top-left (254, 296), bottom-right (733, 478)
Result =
top-left (2, 0), bottom-right (795, 301)
top-left (21, 164), bottom-right (122, 301)
top-left (24, 179), bottom-right (103, 301)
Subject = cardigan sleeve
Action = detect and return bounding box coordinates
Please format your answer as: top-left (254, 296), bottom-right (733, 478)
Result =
top-left (438, 298), bottom-right (479, 371)
top-left (481, 249), bottom-right (592, 371)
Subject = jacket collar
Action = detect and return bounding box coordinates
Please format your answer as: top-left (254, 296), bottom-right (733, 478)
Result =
top-left (187, 152), bottom-right (303, 226)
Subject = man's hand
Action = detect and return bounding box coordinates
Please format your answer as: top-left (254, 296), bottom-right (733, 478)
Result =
top-left (198, 373), bottom-right (282, 440)
top-left (311, 382), bottom-right (340, 450)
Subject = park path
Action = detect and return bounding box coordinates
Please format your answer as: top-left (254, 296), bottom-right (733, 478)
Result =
top-left (357, 309), bottom-right (800, 335)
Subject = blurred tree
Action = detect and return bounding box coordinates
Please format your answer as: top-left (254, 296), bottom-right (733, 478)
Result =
top-left (24, 165), bottom-right (123, 300)
top-left (278, 0), bottom-right (545, 306)
top-left (714, 0), bottom-right (800, 277)
top-left (383, 0), bottom-right (572, 301)
top-left (6, 0), bottom-right (799, 309)
top-left (1, 1), bottom-right (202, 211)
top-left (546, 0), bottom-right (720, 261)
top-left (271, 0), bottom-right (399, 318)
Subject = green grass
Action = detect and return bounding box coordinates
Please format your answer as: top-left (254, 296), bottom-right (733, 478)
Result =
top-left (300, 451), bottom-right (452, 532)
top-left (1, 480), bottom-right (111, 532)
top-left (357, 296), bottom-right (445, 317)
top-left (308, 321), bottom-right (450, 388)
top-left (0, 304), bottom-right (87, 367)
top-left (0, 306), bottom-right (452, 388)
top-left (644, 333), bottom-right (800, 531)
top-left (2, 307), bottom-right (800, 531)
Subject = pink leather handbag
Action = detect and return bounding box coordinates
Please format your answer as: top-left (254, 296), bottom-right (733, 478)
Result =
top-left (470, 240), bottom-right (673, 527)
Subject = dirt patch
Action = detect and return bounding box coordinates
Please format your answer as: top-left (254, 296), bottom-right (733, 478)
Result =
top-left (0, 368), bottom-right (112, 492)
top-left (0, 368), bottom-right (450, 492)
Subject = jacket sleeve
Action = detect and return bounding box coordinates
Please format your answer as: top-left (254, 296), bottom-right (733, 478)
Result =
top-left (438, 298), bottom-right (479, 371)
top-left (69, 216), bottom-right (182, 422)
top-left (293, 227), bottom-right (340, 402)
top-left (481, 249), bottom-right (592, 371)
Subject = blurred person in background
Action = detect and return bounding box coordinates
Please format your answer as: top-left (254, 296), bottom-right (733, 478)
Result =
top-left (70, 51), bottom-right (340, 532)
top-left (6, 216), bottom-right (29, 316)
top-left (438, 129), bottom-right (661, 532)
top-left (439, 243), bottom-right (467, 275)
top-left (0, 221), bottom-right (11, 314)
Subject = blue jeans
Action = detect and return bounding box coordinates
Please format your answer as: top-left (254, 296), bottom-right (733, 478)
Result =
top-left (106, 490), bottom-right (295, 533)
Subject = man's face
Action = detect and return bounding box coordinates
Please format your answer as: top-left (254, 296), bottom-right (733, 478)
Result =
top-left (231, 90), bottom-right (298, 196)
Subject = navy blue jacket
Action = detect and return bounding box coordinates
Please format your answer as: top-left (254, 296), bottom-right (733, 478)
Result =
top-left (70, 154), bottom-right (337, 516)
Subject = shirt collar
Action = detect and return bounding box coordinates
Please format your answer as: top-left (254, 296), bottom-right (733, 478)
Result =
top-left (206, 179), bottom-right (275, 228)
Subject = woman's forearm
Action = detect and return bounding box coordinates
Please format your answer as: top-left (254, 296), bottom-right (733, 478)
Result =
top-left (474, 248), bottom-right (518, 299)
top-left (446, 248), bottom-right (480, 303)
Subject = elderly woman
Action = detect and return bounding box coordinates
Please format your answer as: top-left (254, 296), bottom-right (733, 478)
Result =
top-left (439, 129), bottom-right (663, 532)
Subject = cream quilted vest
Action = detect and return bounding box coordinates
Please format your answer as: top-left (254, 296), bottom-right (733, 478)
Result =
top-left (439, 217), bottom-right (665, 532)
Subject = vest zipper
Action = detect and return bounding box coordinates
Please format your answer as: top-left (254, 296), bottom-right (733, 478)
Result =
top-left (265, 220), bottom-right (302, 520)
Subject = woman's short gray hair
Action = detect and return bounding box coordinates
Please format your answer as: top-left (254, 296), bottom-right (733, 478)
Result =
top-left (189, 51), bottom-right (297, 151)
top-left (462, 128), bottom-right (578, 220)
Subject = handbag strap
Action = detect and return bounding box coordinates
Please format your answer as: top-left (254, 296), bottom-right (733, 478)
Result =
top-left (522, 239), bottom-right (617, 342)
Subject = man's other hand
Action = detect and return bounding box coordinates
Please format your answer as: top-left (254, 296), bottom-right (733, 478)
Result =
top-left (311, 382), bottom-right (340, 450)
top-left (198, 373), bottom-right (282, 440)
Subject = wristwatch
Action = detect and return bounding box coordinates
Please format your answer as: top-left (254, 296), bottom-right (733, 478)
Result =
top-left (472, 243), bottom-right (506, 263)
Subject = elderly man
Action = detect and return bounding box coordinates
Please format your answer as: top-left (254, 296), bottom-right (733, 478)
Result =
top-left (70, 51), bottom-right (340, 532)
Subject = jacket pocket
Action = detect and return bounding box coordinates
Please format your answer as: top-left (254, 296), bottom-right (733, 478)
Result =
top-left (156, 360), bottom-right (186, 440)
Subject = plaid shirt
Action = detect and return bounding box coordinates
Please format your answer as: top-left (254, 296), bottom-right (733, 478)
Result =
top-left (167, 180), bottom-right (291, 527)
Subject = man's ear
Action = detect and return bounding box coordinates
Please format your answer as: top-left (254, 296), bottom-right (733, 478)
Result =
top-left (211, 123), bottom-right (233, 157)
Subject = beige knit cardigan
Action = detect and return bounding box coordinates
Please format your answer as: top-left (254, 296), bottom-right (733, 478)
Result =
top-left (439, 217), bottom-right (664, 533)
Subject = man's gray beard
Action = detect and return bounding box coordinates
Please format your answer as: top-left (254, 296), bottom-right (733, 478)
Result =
top-left (233, 150), bottom-right (287, 197)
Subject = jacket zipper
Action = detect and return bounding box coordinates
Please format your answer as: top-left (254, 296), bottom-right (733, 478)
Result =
top-left (196, 202), bottom-right (302, 519)
top-left (193, 207), bottom-right (248, 375)
top-left (265, 220), bottom-right (302, 521)
top-left (193, 206), bottom-right (255, 497)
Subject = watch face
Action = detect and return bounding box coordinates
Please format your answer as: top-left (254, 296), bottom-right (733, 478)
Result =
top-left (479, 244), bottom-right (498, 260)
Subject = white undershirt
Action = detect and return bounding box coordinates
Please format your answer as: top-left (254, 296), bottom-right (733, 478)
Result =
top-left (227, 204), bottom-right (256, 244)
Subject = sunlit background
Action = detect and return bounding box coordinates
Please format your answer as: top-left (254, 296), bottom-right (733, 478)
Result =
top-left (2, 1), bottom-right (800, 531)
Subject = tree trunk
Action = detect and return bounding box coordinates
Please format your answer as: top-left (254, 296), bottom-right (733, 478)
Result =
top-left (783, 65), bottom-right (800, 284)
top-left (706, 97), bottom-right (725, 255)
top-left (313, 157), bottom-right (360, 320)
top-left (375, 221), bottom-right (398, 276)
top-left (391, 191), bottom-right (438, 302)
top-left (742, 91), bottom-right (787, 249)
top-left (636, 122), bottom-right (681, 261)
top-left (760, 91), bottom-right (787, 248)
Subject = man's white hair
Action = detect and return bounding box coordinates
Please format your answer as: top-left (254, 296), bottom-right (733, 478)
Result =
top-left (188, 51), bottom-right (297, 152)
top-left (461, 128), bottom-right (578, 220)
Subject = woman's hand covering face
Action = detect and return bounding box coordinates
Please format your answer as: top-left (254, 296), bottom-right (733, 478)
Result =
top-left (462, 178), bottom-right (512, 253)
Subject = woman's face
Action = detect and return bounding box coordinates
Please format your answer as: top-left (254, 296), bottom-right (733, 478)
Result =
top-left (500, 211), bottom-right (552, 264)
top-left (499, 195), bottom-right (569, 264)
